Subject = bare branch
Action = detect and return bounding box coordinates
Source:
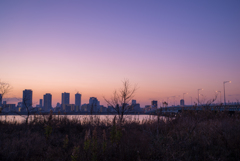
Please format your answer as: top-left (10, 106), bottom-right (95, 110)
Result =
top-left (0, 80), bottom-right (12, 97)
top-left (104, 79), bottom-right (137, 123)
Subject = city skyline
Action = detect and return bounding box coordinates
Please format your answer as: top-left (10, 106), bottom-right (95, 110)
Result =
top-left (0, 1), bottom-right (240, 107)
top-left (2, 85), bottom-right (239, 108)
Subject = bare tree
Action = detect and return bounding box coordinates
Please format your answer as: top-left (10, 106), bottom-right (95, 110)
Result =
top-left (0, 80), bottom-right (12, 113)
top-left (162, 101), bottom-right (168, 107)
top-left (0, 80), bottom-right (11, 97)
top-left (198, 93), bottom-right (218, 107)
top-left (205, 94), bottom-right (218, 106)
top-left (104, 80), bottom-right (137, 123)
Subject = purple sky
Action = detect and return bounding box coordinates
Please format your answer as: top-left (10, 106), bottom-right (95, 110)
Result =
top-left (1, 0), bottom-right (240, 107)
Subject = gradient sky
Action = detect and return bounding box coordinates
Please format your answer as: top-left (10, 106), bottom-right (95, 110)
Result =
top-left (1, 0), bottom-right (240, 107)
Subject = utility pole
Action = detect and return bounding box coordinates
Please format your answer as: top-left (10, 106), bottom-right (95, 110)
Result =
top-left (223, 81), bottom-right (231, 105)
top-left (198, 89), bottom-right (203, 105)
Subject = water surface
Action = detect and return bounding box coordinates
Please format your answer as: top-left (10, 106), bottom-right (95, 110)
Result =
top-left (0, 114), bottom-right (166, 124)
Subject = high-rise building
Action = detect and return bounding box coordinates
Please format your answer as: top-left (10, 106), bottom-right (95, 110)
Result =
top-left (75, 93), bottom-right (81, 111)
top-left (151, 100), bottom-right (158, 108)
top-left (44, 93), bottom-right (52, 111)
top-left (62, 92), bottom-right (70, 110)
top-left (0, 94), bottom-right (2, 107)
top-left (62, 92), bottom-right (70, 105)
top-left (22, 89), bottom-right (32, 111)
top-left (39, 99), bottom-right (43, 108)
top-left (89, 97), bottom-right (99, 106)
top-left (89, 97), bottom-right (99, 112)
top-left (180, 99), bottom-right (184, 106)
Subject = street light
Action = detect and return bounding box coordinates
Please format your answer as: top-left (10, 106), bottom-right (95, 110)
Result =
top-left (171, 96), bottom-right (176, 106)
top-left (183, 93), bottom-right (188, 100)
top-left (216, 91), bottom-right (221, 104)
top-left (198, 89), bottom-right (203, 105)
top-left (223, 81), bottom-right (231, 105)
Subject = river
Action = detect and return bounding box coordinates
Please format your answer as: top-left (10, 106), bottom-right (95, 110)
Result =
top-left (0, 114), bottom-right (166, 124)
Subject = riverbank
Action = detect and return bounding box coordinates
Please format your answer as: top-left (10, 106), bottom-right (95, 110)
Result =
top-left (1, 110), bottom-right (240, 161)
top-left (0, 111), bottom-right (145, 115)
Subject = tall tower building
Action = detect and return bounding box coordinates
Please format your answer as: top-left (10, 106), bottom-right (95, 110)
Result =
top-left (0, 94), bottom-right (2, 107)
top-left (62, 92), bottom-right (70, 106)
top-left (180, 99), bottom-right (184, 106)
top-left (75, 93), bottom-right (81, 110)
top-left (39, 99), bottom-right (43, 108)
top-left (22, 89), bottom-right (32, 111)
top-left (44, 93), bottom-right (52, 111)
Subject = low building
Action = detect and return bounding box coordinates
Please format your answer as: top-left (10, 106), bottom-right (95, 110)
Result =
top-left (62, 104), bottom-right (75, 112)
top-left (1, 104), bottom-right (16, 112)
top-left (81, 104), bottom-right (88, 112)
top-left (100, 106), bottom-right (107, 112)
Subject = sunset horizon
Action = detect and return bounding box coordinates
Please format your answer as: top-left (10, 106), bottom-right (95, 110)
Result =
top-left (1, 0), bottom-right (239, 107)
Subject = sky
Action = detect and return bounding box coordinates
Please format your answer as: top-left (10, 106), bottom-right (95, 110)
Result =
top-left (0, 0), bottom-right (240, 107)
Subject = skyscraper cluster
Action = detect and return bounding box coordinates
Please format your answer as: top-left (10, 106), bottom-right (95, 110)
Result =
top-left (19, 90), bottom-right (82, 112)
top-left (0, 89), bottom-right (148, 113)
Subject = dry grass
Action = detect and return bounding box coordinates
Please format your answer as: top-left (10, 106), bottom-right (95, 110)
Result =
top-left (1, 109), bottom-right (240, 161)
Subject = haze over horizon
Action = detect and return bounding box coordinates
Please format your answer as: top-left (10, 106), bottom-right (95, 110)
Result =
top-left (1, 0), bottom-right (240, 107)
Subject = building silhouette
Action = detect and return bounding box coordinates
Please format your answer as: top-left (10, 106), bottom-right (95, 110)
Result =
top-left (2, 104), bottom-right (16, 112)
top-left (81, 104), bottom-right (88, 112)
top-left (56, 102), bottom-right (61, 108)
top-left (131, 100), bottom-right (140, 111)
top-left (61, 92), bottom-right (70, 109)
top-left (0, 94), bottom-right (2, 107)
top-left (75, 93), bottom-right (81, 111)
top-left (39, 99), bottom-right (43, 108)
top-left (180, 99), bottom-right (184, 106)
top-left (44, 93), bottom-right (52, 111)
top-left (89, 97), bottom-right (99, 112)
top-left (132, 100), bottom-right (136, 105)
top-left (17, 102), bottom-right (22, 112)
top-left (62, 92), bottom-right (70, 105)
top-left (151, 100), bottom-right (158, 108)
top-left (63, 104), bottom-right (75, 112)
top-left (22, 89), bottom-right (32, 111)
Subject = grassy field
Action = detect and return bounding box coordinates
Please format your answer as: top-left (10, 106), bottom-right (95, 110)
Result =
top-left (1, 109), bottom-right (240, 161)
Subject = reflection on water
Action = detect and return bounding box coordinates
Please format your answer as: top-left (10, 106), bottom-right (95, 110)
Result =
top-left (0, 114), bottom-right (166, 124)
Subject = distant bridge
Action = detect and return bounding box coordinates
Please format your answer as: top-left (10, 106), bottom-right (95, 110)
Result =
top-left (145, 105), bottom-right (240, 115)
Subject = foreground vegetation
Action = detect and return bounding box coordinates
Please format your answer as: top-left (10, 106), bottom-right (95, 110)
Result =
top-left (1, 109), bottom-right (240, 161)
